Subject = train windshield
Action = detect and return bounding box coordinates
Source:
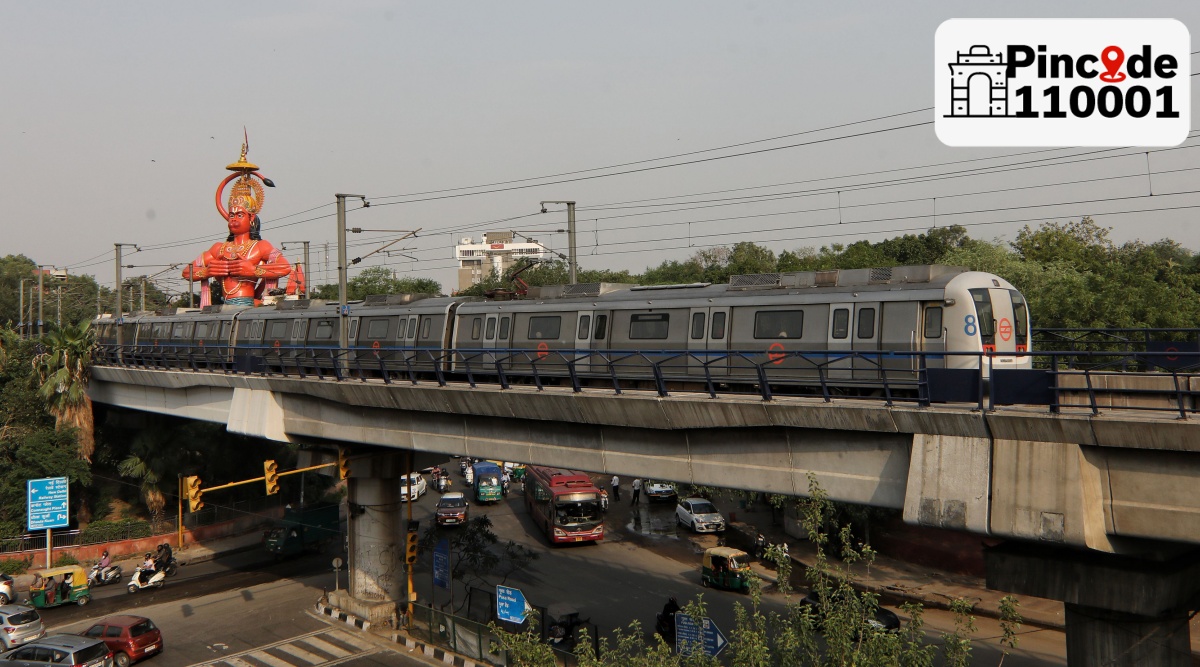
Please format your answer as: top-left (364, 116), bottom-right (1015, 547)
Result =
top-left (968, 288), bottom-right (996, 344)
top-left (1009, 291), bottom-right (1029, 348)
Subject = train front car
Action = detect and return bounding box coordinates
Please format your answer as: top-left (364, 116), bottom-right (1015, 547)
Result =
top-left (941, 272), bottom-right (1032, 377)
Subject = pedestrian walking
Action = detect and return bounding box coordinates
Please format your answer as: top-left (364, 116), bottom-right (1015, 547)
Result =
top-left (631, 478), bottom-right (643, 504)
top-left (611, 475), bottom-right (621, 502)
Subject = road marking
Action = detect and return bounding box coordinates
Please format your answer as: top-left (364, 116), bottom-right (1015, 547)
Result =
top-left (300, 637), bottom-right (352, 658)
top-left (274, 644), bottom-right (328, 664)
top-left (187, 629), bottom-right (378, 667)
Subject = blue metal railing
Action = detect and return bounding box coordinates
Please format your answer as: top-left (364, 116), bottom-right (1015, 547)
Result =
top-left (91, 343), bottom-right (1200, 418)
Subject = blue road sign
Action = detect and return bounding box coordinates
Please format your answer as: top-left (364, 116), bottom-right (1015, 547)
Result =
top-left (27, 477), bottom-right (69, 531)
top-left (433, 539), bottom-right (450, 590)
top-left (495, 585), bottom-right (530, 624)
top-left (674, 612), bottom-right (728, 657)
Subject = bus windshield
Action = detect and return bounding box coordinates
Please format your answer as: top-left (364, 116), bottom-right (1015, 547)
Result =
top-left (554, 494), bottom-right (601, 528)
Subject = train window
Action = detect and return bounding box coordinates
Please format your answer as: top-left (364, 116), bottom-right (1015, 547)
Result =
top-left (252, 321), bottom-right (264, 339)
top-left (754, 310), bottom-right (803, 339)
top-left (471, 317), bottom-right (482, 340)
top-left (171, 323), bottom-right (185, 338)
top-left (195, 322), bottom-right (210, 339)
top-left (220, 322), bottom-right (232, 342)
top-left (365, 318), bottom-right (389, 339)
top-left (306, 319), bottom-right (333, 341)
top-left (831, 309), bottom-right (849, 339)
top-left (153, 323), bottom-right (169, 338)
top-left (711, 312), bottom-right (726, 340)
top-left (349, 320), bottom-right (359, 341)
top-left (856, 308), bottom-right (875, 339)
top-left (593, 314), bottom-right (607, 340)
top-left (528, 316), bottom-right (561, 340)
top-left (690, 312), bottom-right (706, 340)
top-left (924, 307), bottom-right (943, 339)
top-left (577, 315), bottom-right (591, 340)
top-left (267, 321), bottom-right (289, 340)
top-left (407, 317), bottom-right (417, 339)
top-left (629, 313), bottom-right (669, 339)
top-left (486, 318), bottom-right (497, 340)
top-left (969, 289), bottom-right (996, 337)
top-left (499, 316), bottom-right (511, 340)
top-left (420, 318), bottom-right (432, 340)
top-left (1010, 291), bottom-right (1029, 345)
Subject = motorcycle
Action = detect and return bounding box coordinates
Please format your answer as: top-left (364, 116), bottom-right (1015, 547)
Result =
top-left (127, 566), bottom-right (166, 594)
top-left (655, 598), bottom-right (680, 644)
top-left (435, 472), bottom-right (451, 493)
top-left (753, 533), bottom-right (768, 560)
top-left (157, 555), bottom-right (179, 577)
top-left (87, 563), bottom-right (123, 587)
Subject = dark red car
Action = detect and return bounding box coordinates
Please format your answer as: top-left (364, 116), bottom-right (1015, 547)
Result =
top-left (80, 616), bottom-right (162, 667)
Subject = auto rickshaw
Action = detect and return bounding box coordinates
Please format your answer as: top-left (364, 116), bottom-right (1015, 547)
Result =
top-left (700, 546), bottom-right (751, 593)
top-left (27, 565), bottom-right (91, 607)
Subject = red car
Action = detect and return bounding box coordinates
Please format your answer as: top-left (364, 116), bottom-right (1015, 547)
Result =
top-left (81, 616), bottom-right (163, 667)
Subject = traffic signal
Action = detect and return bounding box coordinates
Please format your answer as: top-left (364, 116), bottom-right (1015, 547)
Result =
top-left (337, 448), bottom-right (351, 480)
top-left (405, 521), bottom-right (420, 564)
top-left (184, 476), bottom-right (204, 512)
top-left (263, 460), bottom-right (280, 495)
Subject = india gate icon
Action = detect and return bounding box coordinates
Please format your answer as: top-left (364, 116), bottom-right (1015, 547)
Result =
top-left (947, 45), bottom-right (1009, 117)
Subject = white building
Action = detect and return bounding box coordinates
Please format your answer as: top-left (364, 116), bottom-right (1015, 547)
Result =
top-left (455, 232), bottom-right (552, 291)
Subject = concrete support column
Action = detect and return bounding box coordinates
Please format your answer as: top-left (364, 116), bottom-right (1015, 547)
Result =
top-left (328, 450), bottom-right (405, 625)
top-left (986, 542), bottom-right (1200, 667)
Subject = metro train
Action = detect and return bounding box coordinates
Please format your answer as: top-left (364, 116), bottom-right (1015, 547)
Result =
top-left (93, 264), bottom-right (1032, 390)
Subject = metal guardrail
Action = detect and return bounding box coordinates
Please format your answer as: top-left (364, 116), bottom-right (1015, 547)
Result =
top-left (91, 344), bottom-right (1200, 418)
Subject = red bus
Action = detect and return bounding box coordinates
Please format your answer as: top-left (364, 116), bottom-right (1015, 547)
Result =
top-left (524, 466), bottom-right (605, 544)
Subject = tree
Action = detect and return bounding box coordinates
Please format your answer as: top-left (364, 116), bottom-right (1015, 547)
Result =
top-left (31, 321), bottom-right (95, 461)
top-left (419, 514), bottom-right (539, 613)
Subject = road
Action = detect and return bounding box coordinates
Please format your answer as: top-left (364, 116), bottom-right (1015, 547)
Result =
top-left (26, 470), bottom-right (1149, 667)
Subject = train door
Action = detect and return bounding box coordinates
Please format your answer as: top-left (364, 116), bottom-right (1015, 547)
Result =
top-left (851, 302), bottom-right (881, 380)
top-left (481, 314), bottom-right (500, 366)
top-left (985, 286), bottom-right (1018, 364)
top-left (880, 302), bottom-right (919, 378)
top-left (687, 308), bottom-right (708, 374)
top-left (588, 311), bottom-right (609, 373)
top-left (574, 311), bottom-right (594, 370)
top-left (827, 303), bottom-right (853, 379)
top-left (919, 303), bottom-right (946, 370)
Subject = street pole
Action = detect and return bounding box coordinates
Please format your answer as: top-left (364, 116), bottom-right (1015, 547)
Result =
top-left (188, 265), bottom-right (194, 308)
top-left (18, 279), bottom-right (26, 338)
top-left (302, 241), bottom-right (310, 298)
top-left (115, 244), bottom-right (124, 349)
top-left (335, 194), bottom-right (364, 370)
top-left (37, 266), bottom-right (44, 337)
top-left (177, 474), bottom-right (184, 549)
top-left (539, 200), bottom-right (578, 284)
top-left (406, 450), bottom-right (415, 623)
top-left (140, 278), bottom-right (146, 313)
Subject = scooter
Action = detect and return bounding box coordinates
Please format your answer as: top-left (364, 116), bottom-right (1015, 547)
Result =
top-left (157, 555), bottom-right (179, 577)
top-left (127, 566), bottom-right (166, 594)
top-left (435, 472), bottom-right (451, 493)
top-left (87, 563), bottom-right (123, 586)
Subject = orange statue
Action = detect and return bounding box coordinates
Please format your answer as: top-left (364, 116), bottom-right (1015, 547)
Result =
top-left (183, 135), bottom-right (292, 306)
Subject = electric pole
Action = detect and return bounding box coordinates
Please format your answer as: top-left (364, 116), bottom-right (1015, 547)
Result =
top-left (114, 243), bottom-right (137, 350)
top-left (539, 200), bottom-right (578, 284)
top-left (335, 194), bottom-right (366, 366)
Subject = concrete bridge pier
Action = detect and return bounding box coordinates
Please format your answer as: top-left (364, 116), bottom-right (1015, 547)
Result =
top-left (328, 451), bottom-right (406, 626)
top-left (986, 542), bottom-right (1200, 667)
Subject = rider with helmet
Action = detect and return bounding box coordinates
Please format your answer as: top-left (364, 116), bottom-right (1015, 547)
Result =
top-left (140, 553), bottom-right (156, 584)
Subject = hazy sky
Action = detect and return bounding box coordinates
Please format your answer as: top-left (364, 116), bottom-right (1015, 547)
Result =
top-left (3, 2), bottom-right (1198, 296)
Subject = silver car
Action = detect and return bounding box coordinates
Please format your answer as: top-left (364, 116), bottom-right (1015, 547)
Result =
top-left (0, 634), bottom-right (113, 667)
top-left (0, 607), bottom-right (45, 651)
top-left (676, 498), bottom-right (726, 533)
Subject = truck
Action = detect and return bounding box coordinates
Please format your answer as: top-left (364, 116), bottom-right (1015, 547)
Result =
top-left (472, 461), bottom-right (504, 504)
top-left (264, 504), bottom-right (340, 557)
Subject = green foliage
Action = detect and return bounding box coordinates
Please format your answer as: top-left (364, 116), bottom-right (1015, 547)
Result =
top-left (310, 266), bottom-right (442, 300)
top-left (78, 519), bottom-right (154, 544)
top-left (52, 553), bottom-right (80, 566)
top-left (0, 558), bottom-right (31, 575)
top-left (418, 515), bottom-right (539, 597)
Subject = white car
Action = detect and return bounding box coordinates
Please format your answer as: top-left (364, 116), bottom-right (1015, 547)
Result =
top-left (676, 497), bottom-right (726, 533)
top-left (399, 473), bottom-right (427, 501)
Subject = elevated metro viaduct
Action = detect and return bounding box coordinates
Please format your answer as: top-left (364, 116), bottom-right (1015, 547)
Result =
top-left (89, 365), bottom-right (1200, 667)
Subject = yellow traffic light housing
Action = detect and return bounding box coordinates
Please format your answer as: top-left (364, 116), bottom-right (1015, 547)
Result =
top-left (263, 460), bottom-right (280, 495)
top-left (184, 476), bottom-right (204, 512)
top-left (337, 448), bottom-right (351, 480)
top-left (405, 522), bottom-right (420, 564)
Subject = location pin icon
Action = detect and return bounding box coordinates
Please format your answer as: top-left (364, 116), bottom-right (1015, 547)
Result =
top-left (1100, 45), bottom-right (1126, 82)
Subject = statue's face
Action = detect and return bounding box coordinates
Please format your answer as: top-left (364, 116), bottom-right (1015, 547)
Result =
top-left (228, 206), bottom-right (252, 235)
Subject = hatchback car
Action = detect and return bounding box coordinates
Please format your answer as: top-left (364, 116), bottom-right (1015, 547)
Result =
top-left (399, 473), bottom-right (427, 502)
top-left (0, 634), bottom-right (113, 667)
top-left (81, 616), bottom-right (163, 667)
top-left (645, 481), bottom-right (677, 502)
top-left (0, 606), bottom-right (45, 650)
top-left (435, 492), bottom-right (469, 526)
top-left (676, 498), bottom-right (726, 533)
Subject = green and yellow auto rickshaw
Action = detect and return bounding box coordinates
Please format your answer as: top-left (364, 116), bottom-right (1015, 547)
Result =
top-left (27, 565), bottom-right (91, 608)
top-left (700, 547), bottom-right (751, 593)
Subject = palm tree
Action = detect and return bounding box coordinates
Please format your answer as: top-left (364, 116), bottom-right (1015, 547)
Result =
top-left (31, 322), bottom-right (95, 461)
top-left (118, 449), bottom-right (168, 529)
